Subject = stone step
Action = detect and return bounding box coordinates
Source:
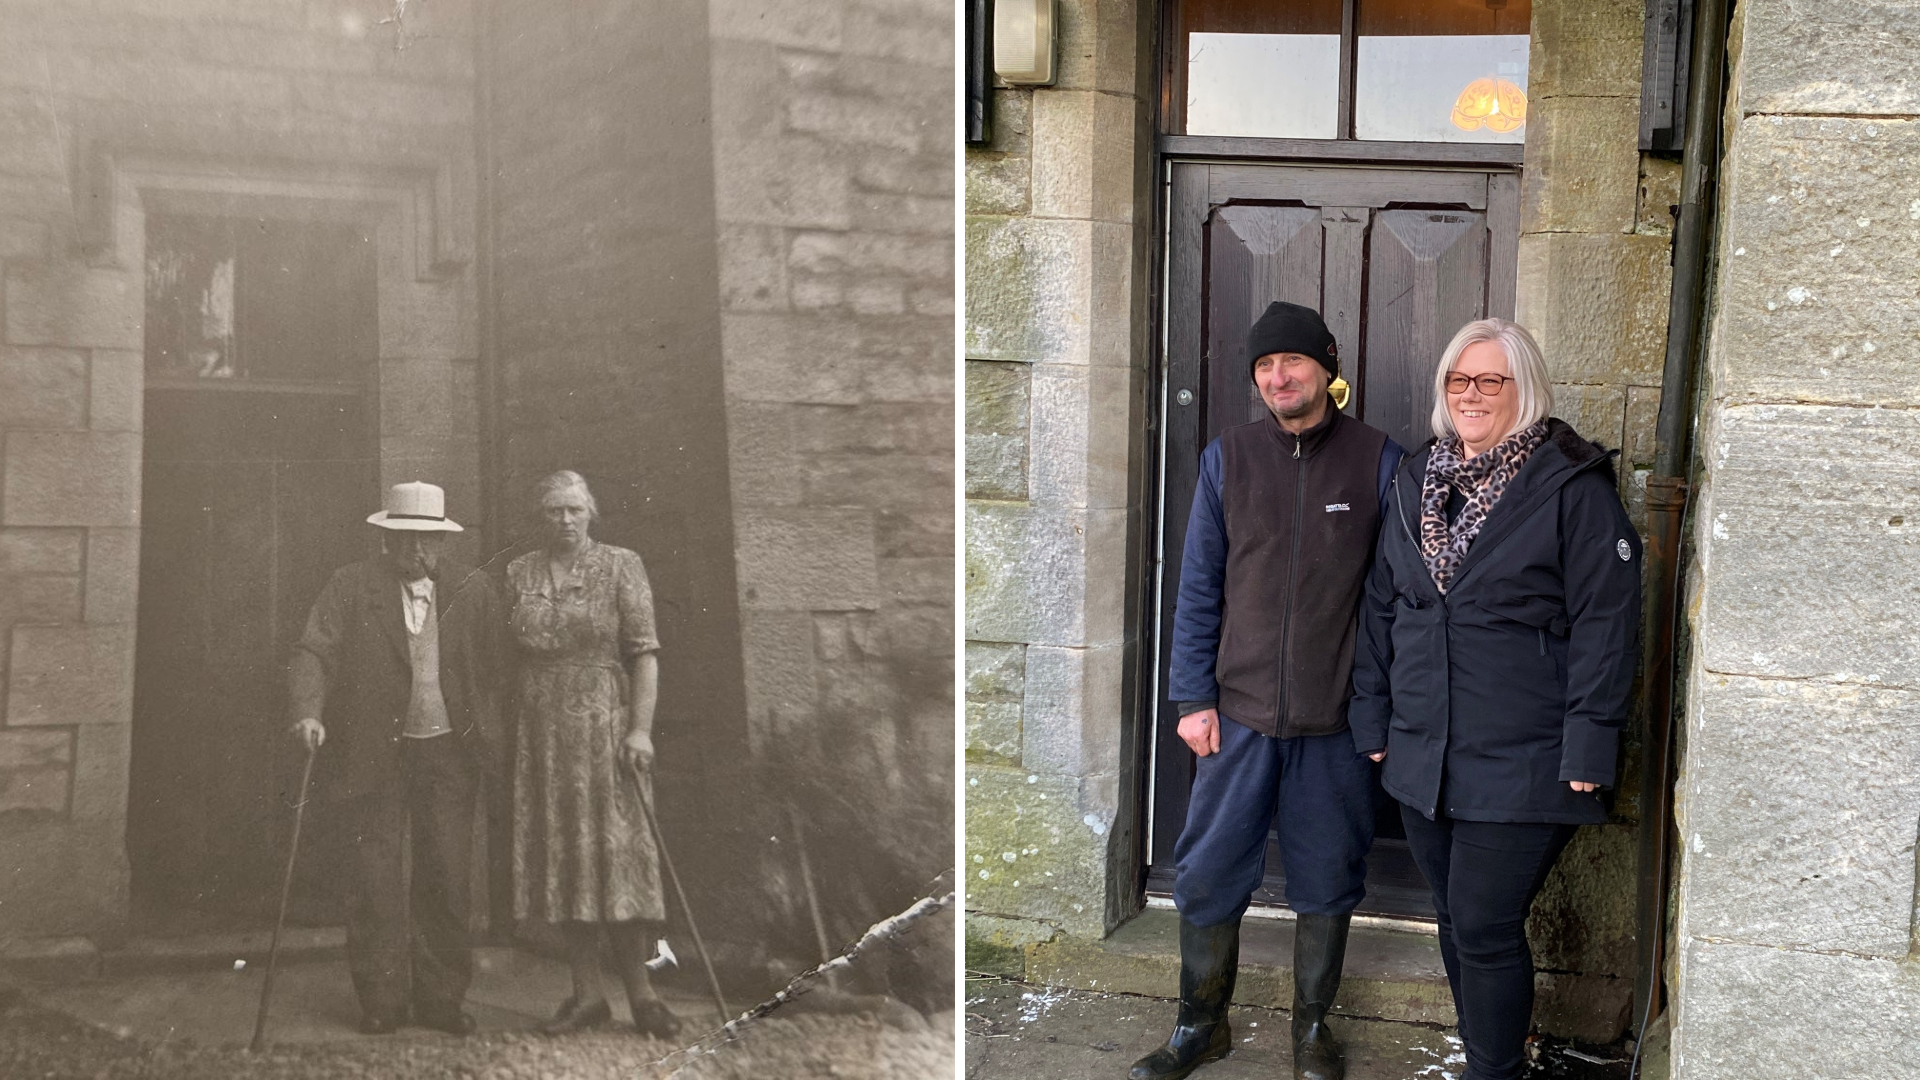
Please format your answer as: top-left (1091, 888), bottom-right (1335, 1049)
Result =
top-left (1019, 906), bottom-right (1457, 1026)
top-left (102, 927), bottom-right (347, 977)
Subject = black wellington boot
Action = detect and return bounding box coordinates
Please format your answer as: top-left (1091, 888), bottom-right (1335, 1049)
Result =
top-left (1127, 918), bottom-right (1239, 1080)
top-left (1291, 913), bottom-right (1352, 1080)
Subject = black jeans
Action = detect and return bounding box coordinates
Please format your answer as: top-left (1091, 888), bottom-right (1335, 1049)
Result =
top-left (1399, 805), bottom-right (1576, 1080)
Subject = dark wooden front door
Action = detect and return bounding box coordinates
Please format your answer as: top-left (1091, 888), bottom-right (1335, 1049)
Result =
top-left (129, 387), bottom-right (378, 925)
top-left (1149, 161), bottom-right (1519, 919)
top-left (129, 212), bottom-right (381, 928)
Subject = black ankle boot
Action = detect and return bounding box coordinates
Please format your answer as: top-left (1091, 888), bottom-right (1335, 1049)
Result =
top-left (1128, 918), bottom-right (1239, 1080)
top-left (1290, 913), bottom-right (1352, 1080)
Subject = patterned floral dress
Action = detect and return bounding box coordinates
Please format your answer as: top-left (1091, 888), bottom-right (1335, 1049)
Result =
top-left (508, 541), bottom-right (665, 923)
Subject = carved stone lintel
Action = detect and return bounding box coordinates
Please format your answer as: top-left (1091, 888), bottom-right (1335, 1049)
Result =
top-left (66, 108), bottom-right (472, 280)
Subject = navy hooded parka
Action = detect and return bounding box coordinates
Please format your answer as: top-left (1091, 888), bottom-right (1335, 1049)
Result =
top-left (1348, 419), bottom-right (1642, 825)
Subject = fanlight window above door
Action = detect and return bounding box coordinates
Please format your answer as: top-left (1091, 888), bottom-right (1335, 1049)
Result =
top-left (145, 214), bottom-right (376, 386)
top-left (1172, 0), bottom-right (1532, 145)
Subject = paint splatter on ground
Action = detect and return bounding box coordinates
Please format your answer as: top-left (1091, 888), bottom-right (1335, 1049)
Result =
top-left (1015, 984), bottom-right (1072, 1023)
top-left (965, 976), bottom-right (1634, 1080)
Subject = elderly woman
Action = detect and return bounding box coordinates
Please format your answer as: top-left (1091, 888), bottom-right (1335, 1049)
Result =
top-left (509, 470), bottom-right (680, 1039)
top-left (1349, 319), bottom-right (1640, 1080)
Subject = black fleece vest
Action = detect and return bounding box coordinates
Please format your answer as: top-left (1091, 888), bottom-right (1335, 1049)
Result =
top-left (1217, 407), bottom-right (1387, 738)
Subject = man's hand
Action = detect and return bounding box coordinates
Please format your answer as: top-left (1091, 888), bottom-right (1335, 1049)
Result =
top-left (1177, 709), bottom-right (1221, 757)
top-left (618, 730), bottom-right (655, 773)
top-left (291, 717), bottom-right (325, 752)
top-left (1569, 781), bottom-right (1598, 793)
top-left (1367, 750), bottom-right (1385, 763)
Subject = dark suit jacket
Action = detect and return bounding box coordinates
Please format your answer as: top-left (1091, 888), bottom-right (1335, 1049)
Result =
top-left (289, 558), bottom-right (505, 808)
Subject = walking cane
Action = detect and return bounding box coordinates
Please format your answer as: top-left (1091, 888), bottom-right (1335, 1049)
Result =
top-left (626, 760), bottom-right (731, 1024)
top-left (788, 804), bottom-right (840, 991)
top-left (251, 740), bottom-right (318, 1053)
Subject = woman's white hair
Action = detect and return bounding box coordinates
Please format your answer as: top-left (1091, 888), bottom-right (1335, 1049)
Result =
top-left (535, 468), bottom-right (600, 523)
top-left (1430, 318), bottom-right (1554, 442)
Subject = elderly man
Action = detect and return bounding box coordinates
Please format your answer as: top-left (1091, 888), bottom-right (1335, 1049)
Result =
top-left (289, 481), bottom-right (503, 1036)
top-left (1131, 302), bottom-right (1404, 1080)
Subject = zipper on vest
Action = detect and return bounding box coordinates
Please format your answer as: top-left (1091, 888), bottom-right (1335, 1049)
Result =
top-left (1278, 438), bottom-right (1306, 730)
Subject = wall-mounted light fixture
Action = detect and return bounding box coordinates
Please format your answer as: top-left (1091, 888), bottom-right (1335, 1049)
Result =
top-left (993, 0), bottom-right (1057, 86)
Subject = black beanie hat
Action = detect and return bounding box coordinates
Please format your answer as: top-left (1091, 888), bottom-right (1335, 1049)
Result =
top-left (1245, 301), bottom-right (1339, 379)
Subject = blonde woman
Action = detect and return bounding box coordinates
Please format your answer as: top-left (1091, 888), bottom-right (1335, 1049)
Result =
top-left (509, 470), bottom-right (679, 1039)
top-left (1348, 319), bottom-right (1641, 1080)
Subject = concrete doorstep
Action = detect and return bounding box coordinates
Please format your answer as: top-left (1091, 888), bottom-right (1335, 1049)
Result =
top-left (0, 928), bottom-right (348, 982)
top-left (5, 944), bottom-right (725, 1047)
top-left (966, 908), bottom-right (1657, 1080)
top-left (983, 906), bottom-right (1458, 1026)
top-left (965, 976), bottom-right (1467, 1080)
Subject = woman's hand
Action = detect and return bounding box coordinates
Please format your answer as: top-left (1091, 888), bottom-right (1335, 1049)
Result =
top-left (1569, 780), bottom-right (1598, 793)
top-left (1367, 750), bottom-right (1385, 762)
top-left (619, 729), bottom-right (654, 772)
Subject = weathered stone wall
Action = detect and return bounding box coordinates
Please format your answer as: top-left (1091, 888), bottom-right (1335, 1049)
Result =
top-left (0, 0), bottom-right (478, 941)
top-left (484, 0), bottom-right (764, 960)
top-left (1511, 0), bottom-right (1679, 1042)
top-left (964, 0), bottom-right (1154, 942)
top-left (707, 0), bottom-right (956, 982)
top-left (1671, 2), bottom-right (1920, 1074)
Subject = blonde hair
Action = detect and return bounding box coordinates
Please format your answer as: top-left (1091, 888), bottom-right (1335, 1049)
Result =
top-left (535, 469), bottom-right (599, 523)
top-left (1430, 318), bottom-right (1554, 442)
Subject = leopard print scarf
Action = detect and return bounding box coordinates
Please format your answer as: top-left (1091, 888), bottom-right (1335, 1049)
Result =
top-left (1419, 419), bottom-right (1549, 594)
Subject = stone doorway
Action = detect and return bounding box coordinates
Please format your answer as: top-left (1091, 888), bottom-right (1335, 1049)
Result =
top-left (127, 213), bottom-right (381, 929)
top-left (1148, 160), bottom-right (1520, 920)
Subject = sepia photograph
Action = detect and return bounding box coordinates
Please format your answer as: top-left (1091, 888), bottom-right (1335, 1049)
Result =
top-left (0, 1), bottom-right (954, 1078)
top-left (964, 1), bottom-right (1920, 1079)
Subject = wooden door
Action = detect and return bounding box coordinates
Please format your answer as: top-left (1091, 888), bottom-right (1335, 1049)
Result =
top-left (129, 388), bottom-right (377, 924)
top-left (1149, 161), bottom-right (1519, 919)
top-left (129, 212), bottom-right (381, 928)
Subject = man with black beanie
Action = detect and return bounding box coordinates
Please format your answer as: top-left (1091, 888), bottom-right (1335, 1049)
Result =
top-left (1130, 301), bottom-right (1404, 1080)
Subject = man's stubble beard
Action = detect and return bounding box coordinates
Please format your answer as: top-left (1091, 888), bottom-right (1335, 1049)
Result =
top-left (1267, 385), bottom-right (1326, 423)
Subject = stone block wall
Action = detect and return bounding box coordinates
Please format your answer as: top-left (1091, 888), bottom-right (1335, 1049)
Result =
top-left (1511, 0), bottom-right (1680, 1041)
top-left (0, 0), bottom-right (478, 940)
top-left (964, 0), bottom-right (1154, 942)
top-left (1671, 2), bottom-right (1920, 1074)
top-left (709, 0), bottom-right (956, 974)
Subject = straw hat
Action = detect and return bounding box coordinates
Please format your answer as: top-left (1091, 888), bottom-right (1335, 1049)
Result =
top-left (366, 481), bottom-right (463, 532)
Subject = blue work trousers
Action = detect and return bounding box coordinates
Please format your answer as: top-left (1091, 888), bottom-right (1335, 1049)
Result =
top-left (1173, 717), bottom-right (1377, 928)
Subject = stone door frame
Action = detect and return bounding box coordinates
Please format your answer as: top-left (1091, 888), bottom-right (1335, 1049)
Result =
top-left (102, 151), bottom-right (479, 922)
top-left (1133, 0), bottom-right (1530, 921)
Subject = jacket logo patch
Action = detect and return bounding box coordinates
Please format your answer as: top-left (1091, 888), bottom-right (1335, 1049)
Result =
top-left (1617, 539), bottom-right (1632, 561)
top-left (1325, 503), bottom-right (1350, 513)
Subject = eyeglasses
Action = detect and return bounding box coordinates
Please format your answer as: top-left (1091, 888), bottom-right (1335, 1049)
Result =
top-left (1444, 373), bottom-right (1514, 396)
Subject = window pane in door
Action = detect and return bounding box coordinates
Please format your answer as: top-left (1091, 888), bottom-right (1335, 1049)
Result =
top-left (1355, 0), bottom-right (1531, 143)
top-left (145, 214), bottom-right (374, 383)
top-left (146, 215), bottom-right (239, 380)
top-left (1176, 0), bottom-right (1342, 138)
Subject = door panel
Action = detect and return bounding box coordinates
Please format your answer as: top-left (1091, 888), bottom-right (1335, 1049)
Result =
top-left (1206, 205), bottom-right (1324, 439)
top-left (130, 389), bottom-right (377, 925)
top-left (1207, 164), bottom-right (1490, 209)
top-left (1362, 208), bottom-right (1490, 450)
top-left (1150, 161), bottom-right (1519, 920)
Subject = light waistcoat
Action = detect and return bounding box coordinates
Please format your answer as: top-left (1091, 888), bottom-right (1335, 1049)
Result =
top-left (403, 583), bottom-right (452, 739)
